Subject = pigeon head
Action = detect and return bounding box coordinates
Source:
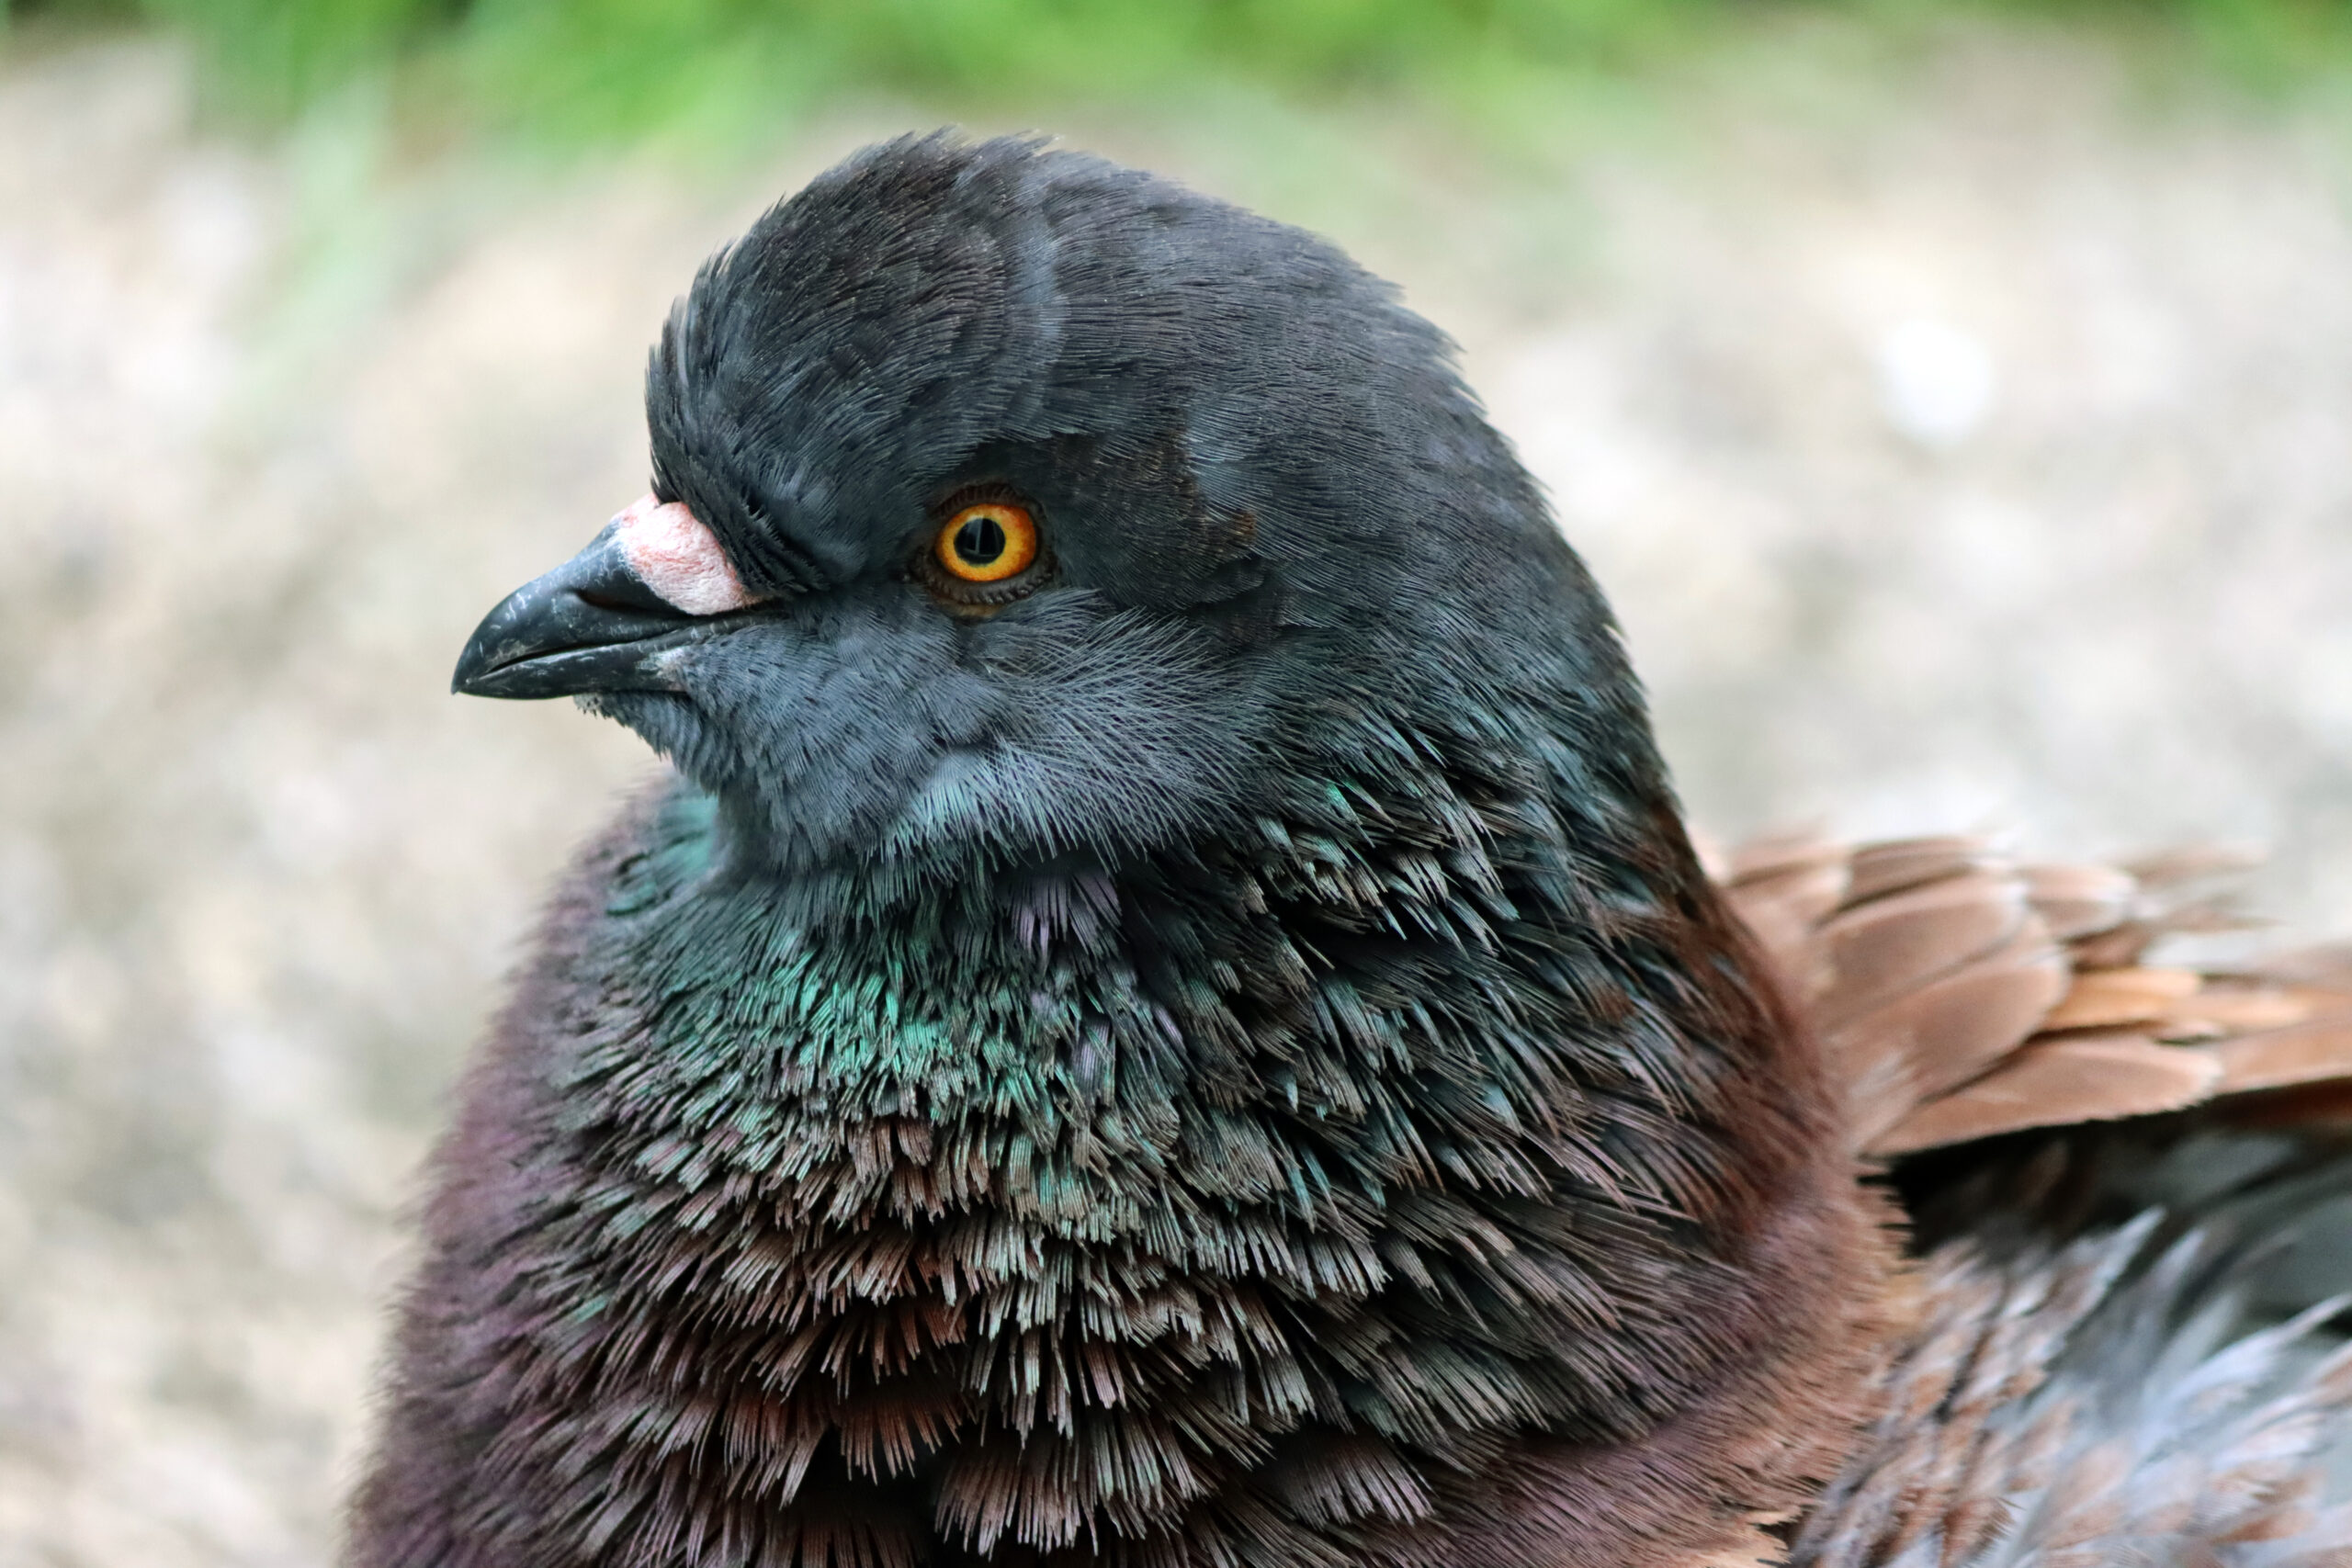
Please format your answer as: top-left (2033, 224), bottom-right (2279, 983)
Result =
top-left (453, 134), bottom-right (1623, 881)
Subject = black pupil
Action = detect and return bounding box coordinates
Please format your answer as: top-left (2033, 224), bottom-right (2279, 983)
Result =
top-left (954, 514), bottom-right (1007, 565)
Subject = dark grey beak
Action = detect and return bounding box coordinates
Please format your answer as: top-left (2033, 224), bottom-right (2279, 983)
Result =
top-left (452, 524), bottom-right (696, 699)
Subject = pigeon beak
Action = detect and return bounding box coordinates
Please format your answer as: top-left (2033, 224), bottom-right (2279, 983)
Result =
top-left (455, 494), bottom-right (761, 700)
top-left (451, 523), bottom-right (700, 699)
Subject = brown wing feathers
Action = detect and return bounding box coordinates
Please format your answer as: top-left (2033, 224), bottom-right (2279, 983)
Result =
top-left (1717, 835), bottom-right (2352, 1156)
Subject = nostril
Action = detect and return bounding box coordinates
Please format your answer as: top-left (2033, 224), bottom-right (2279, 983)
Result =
top-left (578, 586), bottom-right (669, 616)
top-left (565, 567), bottom-right (693, 622)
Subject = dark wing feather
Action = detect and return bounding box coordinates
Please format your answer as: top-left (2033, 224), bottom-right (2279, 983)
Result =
top-left (1790, 1169), bottom-right (2352, 1568)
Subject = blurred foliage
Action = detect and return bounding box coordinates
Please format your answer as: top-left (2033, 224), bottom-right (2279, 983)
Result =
top-left (4, 0), bottom-right (2349, 144)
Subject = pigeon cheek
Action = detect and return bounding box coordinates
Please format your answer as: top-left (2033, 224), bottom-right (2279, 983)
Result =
top-left (646, 599), bottom-right (1000, 863)
top-left (611, 493), bottom-right (758, 616)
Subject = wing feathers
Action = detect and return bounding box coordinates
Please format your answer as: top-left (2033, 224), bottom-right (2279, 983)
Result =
top-left (2040, 967), bottom-right (2203, 1032)
top-left (1824, 933), bottom-right (2070, 1148)
top-left (1813, 872), bottom-right (2033, 1033)
top-left (1871, 1034), bottom-right (2223, 1156)
top-left (2213, 1021), bottom-right (2352, 1096)
top-left (1842, 837), bottom-right (1987, 906)
top-left (1721, 834), bottom-right (2352, 1157)
top-left (2020, 863), bottom-right (2139, 941)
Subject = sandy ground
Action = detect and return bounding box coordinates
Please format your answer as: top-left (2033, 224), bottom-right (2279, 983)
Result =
top-left (2, 23), bottom-right (2349, 1564)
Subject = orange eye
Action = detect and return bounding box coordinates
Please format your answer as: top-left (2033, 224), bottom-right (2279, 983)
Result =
top-left (934, 502), bottom-right (1038, 582)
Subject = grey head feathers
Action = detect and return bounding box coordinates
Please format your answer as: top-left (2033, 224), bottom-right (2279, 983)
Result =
top-left (612, 133), bottom-right (1628, 881)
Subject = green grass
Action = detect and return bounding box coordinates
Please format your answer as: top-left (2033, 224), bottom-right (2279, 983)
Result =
top-left (7, 0), bottom-right (2351, 149)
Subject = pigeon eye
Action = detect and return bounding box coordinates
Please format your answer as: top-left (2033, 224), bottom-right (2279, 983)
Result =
top-left (935, 502), bottom-right (1038, 582)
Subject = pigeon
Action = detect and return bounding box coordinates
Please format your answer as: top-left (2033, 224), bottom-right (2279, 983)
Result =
top-left (350, 135), bottom-right (2352, 1568)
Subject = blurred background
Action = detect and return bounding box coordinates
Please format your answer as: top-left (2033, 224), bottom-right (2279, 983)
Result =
top-left (4, 0), bottom-right (2352, 1561)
